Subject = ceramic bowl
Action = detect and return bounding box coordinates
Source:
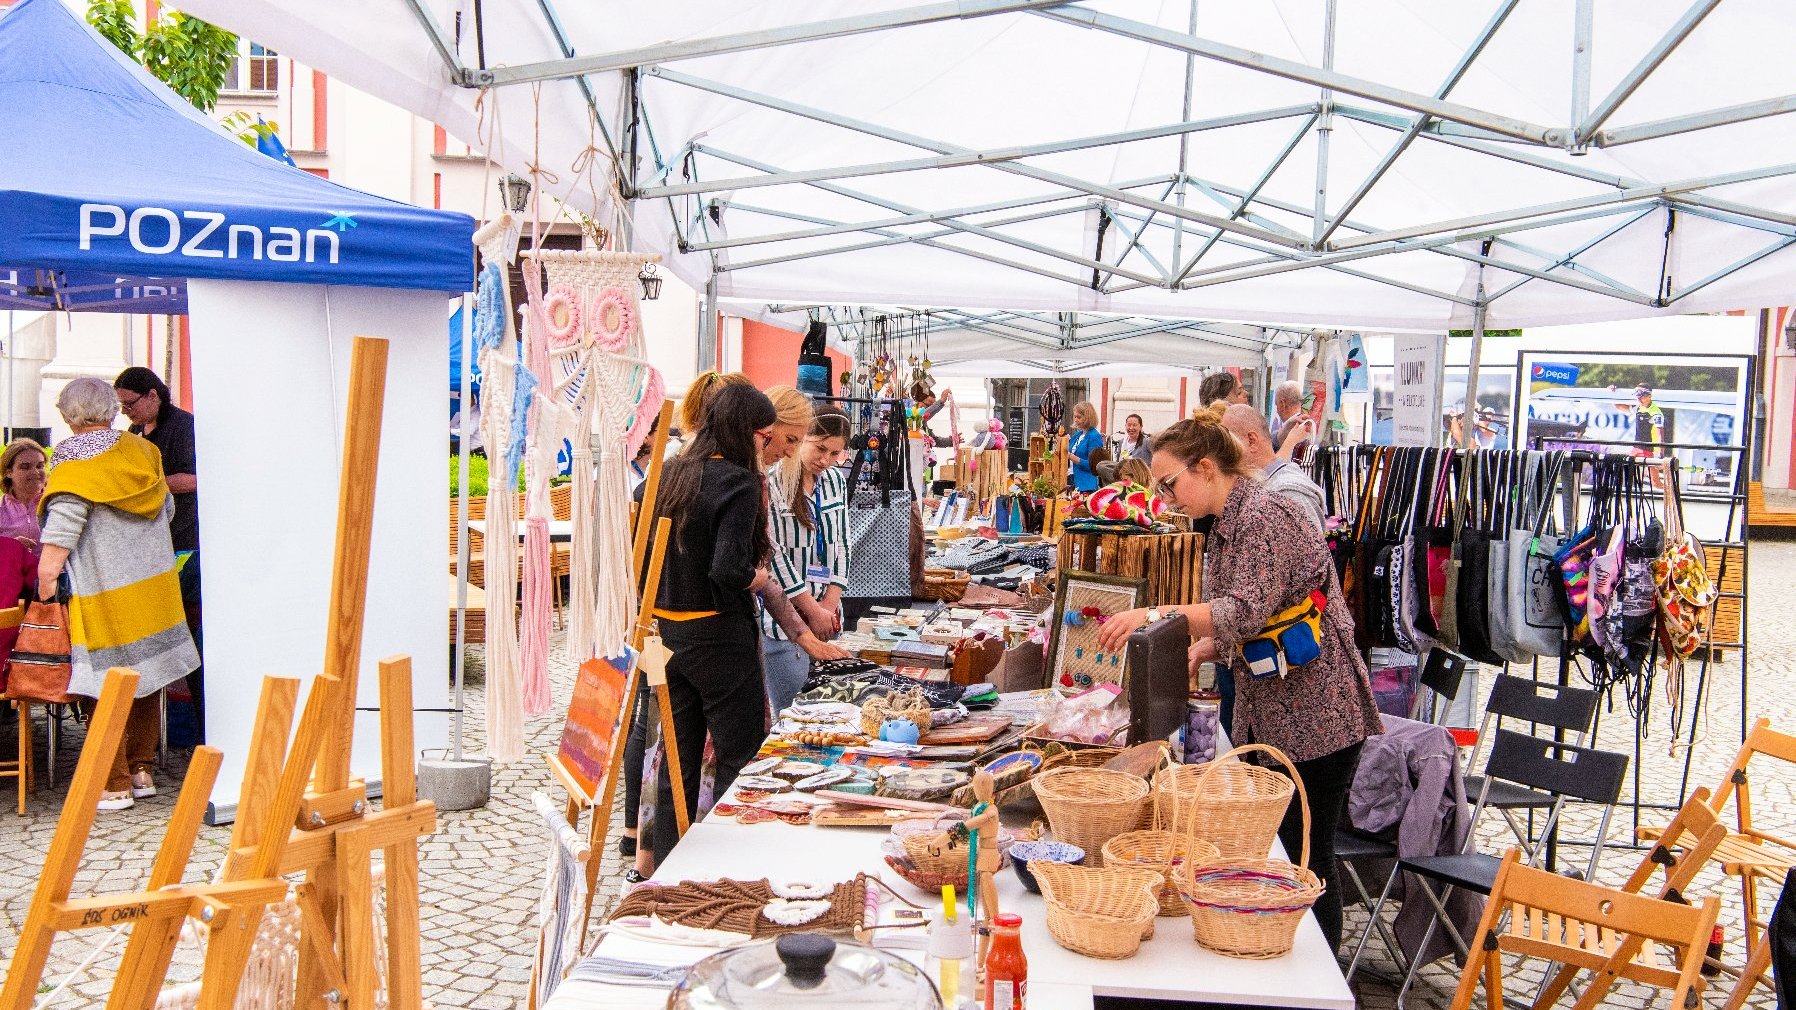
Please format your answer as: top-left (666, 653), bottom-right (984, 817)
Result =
top-left (1009, 840), bottom-right (1086, 894)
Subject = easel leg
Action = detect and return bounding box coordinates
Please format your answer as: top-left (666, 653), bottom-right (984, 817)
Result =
top-left (378, 657), bottom-right (424, 1010)
top-left (0, 669), bottom-right (139, 1007)
top-left (195, 905), bottom-right (259, 1010)
top-left (338, 824), bottom-right (378, 1010)
top-left (654, 679), bottom-right (691, 838)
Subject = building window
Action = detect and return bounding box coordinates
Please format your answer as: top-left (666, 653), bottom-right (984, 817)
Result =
top-left (223, 42), bottom-right (279, 94)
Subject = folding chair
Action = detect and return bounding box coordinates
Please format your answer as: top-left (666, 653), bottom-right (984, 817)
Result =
top-left (1450, 849), bottom-right (1720, 1010)
top-left (1368, 729), bottom-right (1629, 1008)
top-left (1339, 827), bottom-right (1404, 982)
top-left (1410, 648), bottom-right (1469, 725)
top-left (1532, 787), bottom-right (1728, 1009)
top-left (1640, 717), bottom-right (1796, 952)
top-left (1461, 674), bottom-right (1600, 855)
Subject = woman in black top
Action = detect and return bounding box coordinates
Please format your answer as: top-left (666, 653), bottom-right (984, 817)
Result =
top-left (647, 384), bottom-right (778, 861)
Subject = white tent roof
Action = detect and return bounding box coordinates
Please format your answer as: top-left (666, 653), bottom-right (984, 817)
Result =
top-left (185, 0), bottom-right (1796, 331)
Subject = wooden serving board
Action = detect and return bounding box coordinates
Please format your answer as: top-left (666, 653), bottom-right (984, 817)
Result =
top-left (812, 805), bottom-right (917, 828)
top-left (919, 713), bottom-right (1013, 745)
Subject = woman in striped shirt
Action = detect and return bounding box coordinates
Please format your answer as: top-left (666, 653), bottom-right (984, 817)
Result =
top-left (761, 408), bottom-right (853, 711)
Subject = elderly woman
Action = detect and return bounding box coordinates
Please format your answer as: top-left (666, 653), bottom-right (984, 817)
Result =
top-left (38, 377), bottom-right (199, 811)
top-left (0, 438), bottom-right (48, 548)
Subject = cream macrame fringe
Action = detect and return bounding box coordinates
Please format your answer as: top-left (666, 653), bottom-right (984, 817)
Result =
top-left (474, 219), bottom-right (526, 761)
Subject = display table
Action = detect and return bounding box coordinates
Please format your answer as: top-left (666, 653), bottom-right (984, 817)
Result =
top-left (545, 749), bottom-right (1354, 1009)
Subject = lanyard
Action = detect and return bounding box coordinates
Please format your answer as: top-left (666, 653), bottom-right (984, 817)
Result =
top-left (807, 480), bottom-right (830, 581)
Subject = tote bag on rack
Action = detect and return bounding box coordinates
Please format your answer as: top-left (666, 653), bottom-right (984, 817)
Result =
top-left (844, 409), bottom-right (917, 599)
top-left (1485, 451), bottom-right (1527, 663)
top-left (1422, 450), bottom-right (1458, 645)
top-left (1506, 452), bottom-right (1569, 658)
top-left (1455, 452), bottom-right (1505, 665)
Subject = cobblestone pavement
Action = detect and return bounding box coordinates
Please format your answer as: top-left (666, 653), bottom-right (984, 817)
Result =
top-left (3, 542), bottom-right (1794, 1007)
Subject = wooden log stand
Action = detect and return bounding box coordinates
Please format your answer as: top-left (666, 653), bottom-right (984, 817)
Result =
top-left (1057, 529), bottom-right (1207, 607)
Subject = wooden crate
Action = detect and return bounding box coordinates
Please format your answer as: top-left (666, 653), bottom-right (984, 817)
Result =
top-left (957, 447), bottom-right (1010, 506)
top-left (1056, 529), bottom-right (1205, 607)
top-left (1748, 481), bottom-right (1796, 530)
top-left (1703, 543), bottom-right (1744, 650)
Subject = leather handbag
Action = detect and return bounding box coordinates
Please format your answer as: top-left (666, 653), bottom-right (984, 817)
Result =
top-left (8, 596), bottom-right (73, 703)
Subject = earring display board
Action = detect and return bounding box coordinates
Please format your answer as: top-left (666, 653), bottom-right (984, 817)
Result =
top-left (1047, 573), bottom-right (1146, 691)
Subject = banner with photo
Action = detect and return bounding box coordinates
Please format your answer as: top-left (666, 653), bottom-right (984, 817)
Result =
top-left (1513, 351), bottom-right (1750, 493)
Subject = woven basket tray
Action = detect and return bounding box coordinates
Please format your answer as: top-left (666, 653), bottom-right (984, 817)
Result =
top-left (919, 567), bottom-right (971, 602)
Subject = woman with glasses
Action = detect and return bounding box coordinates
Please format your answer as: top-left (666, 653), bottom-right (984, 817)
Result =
top-left (762, 408), bottom-right (853, 712)
top-left (644, 383), bottom-right (782, 863)
top-left (1096, 404), bottom-right (1380, 954)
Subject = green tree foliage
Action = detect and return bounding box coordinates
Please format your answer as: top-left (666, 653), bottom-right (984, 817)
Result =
top-left (86, 1), bottom-right (241, 113)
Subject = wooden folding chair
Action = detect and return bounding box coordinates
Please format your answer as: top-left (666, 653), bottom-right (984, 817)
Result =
top-left (1533, 787), bottom-right (1728, 1008)
top-left (1641, 718), bottom-right (1796, 949)
top-left (1451, 849), bottom-right (1719, 1010)
top-left (3, 698), bottom-right (30, 815)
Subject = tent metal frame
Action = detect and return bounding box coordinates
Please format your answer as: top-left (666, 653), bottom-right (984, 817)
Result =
top-left (400, 0), bottom-right (1796, 326)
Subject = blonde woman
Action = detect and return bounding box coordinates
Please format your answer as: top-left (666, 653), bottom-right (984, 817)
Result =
top-left (1067, 400), bottom-right (1104, 492)
top-left (762, 408), bottom-right (852, 710)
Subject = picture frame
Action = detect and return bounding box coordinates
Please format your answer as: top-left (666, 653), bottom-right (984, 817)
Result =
top-left (1045, 572), bottom-right (1146, 691)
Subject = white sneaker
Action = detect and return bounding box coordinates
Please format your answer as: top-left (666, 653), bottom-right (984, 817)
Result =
top-left (97, 792), bottom-right (135, 811)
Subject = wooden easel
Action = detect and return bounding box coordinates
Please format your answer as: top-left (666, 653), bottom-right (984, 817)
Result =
top-left (0, 669), bottom-right (290, 1009)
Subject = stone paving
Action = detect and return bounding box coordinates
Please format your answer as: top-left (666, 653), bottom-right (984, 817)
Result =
top-left (3, 542), bottom-right (1794, 1007)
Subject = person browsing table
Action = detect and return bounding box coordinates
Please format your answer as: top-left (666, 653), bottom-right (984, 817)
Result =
top-left (1097, 405), bottom-right (1381, 953)
top-left (762, 408), bottom-right (852, 712)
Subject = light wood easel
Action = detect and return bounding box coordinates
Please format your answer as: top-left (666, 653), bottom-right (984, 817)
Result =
top-left (0, 669), bottom-right (290, 1008)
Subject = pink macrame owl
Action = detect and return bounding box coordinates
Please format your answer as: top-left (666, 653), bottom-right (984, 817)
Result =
top-left (970, 417), bottom-right (1007, 451)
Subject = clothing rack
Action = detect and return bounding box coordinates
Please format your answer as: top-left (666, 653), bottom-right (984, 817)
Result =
top-left (1532, 436), bottom-right (1752, 847)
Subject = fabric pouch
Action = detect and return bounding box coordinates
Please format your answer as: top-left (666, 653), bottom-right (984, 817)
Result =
top-left (1240, 590), bottom-right (1327, 679)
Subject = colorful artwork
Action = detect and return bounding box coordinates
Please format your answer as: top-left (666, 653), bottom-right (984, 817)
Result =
top-left (556, 649), bottom-right (633, 802)
top-left (1047, 573), bottom-right (1145, 690)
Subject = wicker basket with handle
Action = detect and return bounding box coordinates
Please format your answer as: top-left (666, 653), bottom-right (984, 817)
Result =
top-left (1103, 753), bottom-right (1219, 915)
top-left (1172, 743), bottom-right (1323, 959)
top-left (1152, 743), bottom-right (1294, 859)
top-left (1031, 862), bottom-right (1162, 959)
top-left (1033, 767), bottom-right (1150, 867)
top-left (919, 567), bottom-right (971, 602)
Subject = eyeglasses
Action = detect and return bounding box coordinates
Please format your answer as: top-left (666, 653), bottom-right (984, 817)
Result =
top-left (117, 392), bottom-right (146, 411)
top-left (1153, 465), bottom-right (1193, 500)
top-left (755, 430), bottom-right (774, 449)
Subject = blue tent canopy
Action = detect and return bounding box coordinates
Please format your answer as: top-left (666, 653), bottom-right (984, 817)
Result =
top-left (0, 0), bottom-right (474, 313)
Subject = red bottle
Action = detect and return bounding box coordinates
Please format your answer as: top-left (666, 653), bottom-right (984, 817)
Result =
top-left (984, 912), bottom-right (1027, 1010)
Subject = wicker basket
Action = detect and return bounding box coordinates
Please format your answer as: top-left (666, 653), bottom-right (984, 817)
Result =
top-left (1173, 744), bottom-right (1323, 959)
top-left (1102, 831), bottom-right (1219, 916)
top-left (919, 567), bottom-right (971, 602)
top-left (1153, 744), bottom-right (1294, 859)
top-left (859, 688), bottom-right (933, 738)
top-left (1033, 767), bottom-right (1151, 867)
top-left (1032, 862), bottom-right (1163, 959)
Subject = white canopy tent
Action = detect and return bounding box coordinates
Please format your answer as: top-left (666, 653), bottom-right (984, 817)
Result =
top-left (758, 305), bottom-right (1293, 375)
top-left (182, 0), bottom-right (1796, 347)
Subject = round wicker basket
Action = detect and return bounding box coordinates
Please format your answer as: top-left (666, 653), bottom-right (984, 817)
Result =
top-left (1173, 743), bottom-right (1323, 959)
top-left (1153, 744), bottom-right (1294, 859)
top-left (1033, 767), bottom-right (1150, 867)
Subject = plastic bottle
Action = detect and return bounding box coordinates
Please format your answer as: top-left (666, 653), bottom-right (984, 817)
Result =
top-left (983, 912), bottom-right (1027, 1010)
top-left (926, 904), bottom-right (978, 1009)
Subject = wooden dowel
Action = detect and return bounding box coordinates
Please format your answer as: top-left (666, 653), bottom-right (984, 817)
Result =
top-left (632, 400), bottom-right (676, 588)
top-left (315, 335), bottom-right (390, 793)
top-left (378, 656), bottom-right (424, 1010)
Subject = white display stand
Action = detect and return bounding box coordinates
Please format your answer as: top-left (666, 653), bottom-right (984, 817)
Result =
top-left (188, 279), bottom-right (451, 822)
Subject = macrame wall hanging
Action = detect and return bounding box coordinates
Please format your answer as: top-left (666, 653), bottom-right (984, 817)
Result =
top-left (522, 247), bottom-right (665, 662)
top-left (472, 216), bottom-right (528, 762)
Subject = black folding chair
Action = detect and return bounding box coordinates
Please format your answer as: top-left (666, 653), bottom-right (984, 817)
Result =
top-left (1409, 648), bottom-right (1468, 725)
top-left (1460, 674), bottom-right (1599, 853)
top-left (1368, 728), bottom-right (1628, 1009)
top-left (1338, 826), bottom-right (1404, 982)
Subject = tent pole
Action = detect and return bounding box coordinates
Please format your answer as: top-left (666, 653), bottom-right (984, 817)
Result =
top-left (1311, 0), bottom-right (1337, 247)
top-left (698, 272), bottom-right (718, 373)
top-left (453, 292), bottom-right (474, 762)
top-left (1461, 276), bottom-right (1487, 451)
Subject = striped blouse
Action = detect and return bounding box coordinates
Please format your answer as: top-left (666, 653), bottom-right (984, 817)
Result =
top-left (760, 464), bottom-right (850, 640)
